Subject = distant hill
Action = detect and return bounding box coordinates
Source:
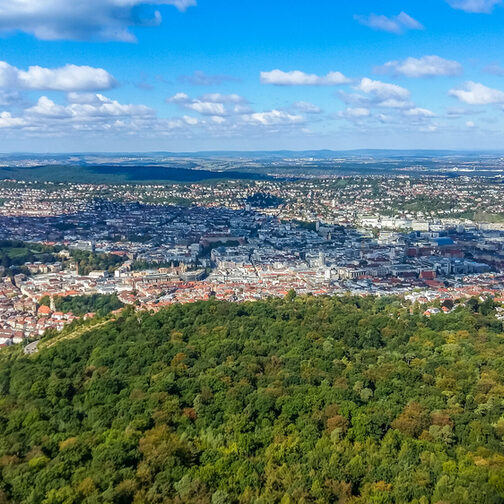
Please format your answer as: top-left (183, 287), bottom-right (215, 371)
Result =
top-left (0, 150), bottom-right (502, 182)
top-left (0, 164), bottom-right (270, 184)
top-left (2, 149), bottom-right (501, 159)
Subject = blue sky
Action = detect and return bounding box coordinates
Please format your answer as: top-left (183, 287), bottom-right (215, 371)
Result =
top-left (1, 0), bottom-right (504, 151)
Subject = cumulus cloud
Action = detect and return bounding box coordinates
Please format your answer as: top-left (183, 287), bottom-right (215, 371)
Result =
top-left (354, 12), bottom-right (424, 34)
top-left (447, 0), bottom-right (501, 13)
top-left (0, 0), bottom-right (196, 41)
top-left (260, 69), bottom-right (351, 86)
top-left (182, 115), bottom-right (199, 125)
top-left (378, 99), bottom-right (413, 108)
top-left (167, 92), bottom-right (190, 103)
top-left (166, 92), bottom-right (247, 116)
top-left (377, 55), bottom-right (462, 78)
top-left (337, 78), bottom-right (414, 112)
top-left (27, 96), bottom-right (70, 118)
top-left (242, 110), bottom-right (304, 125)
top-left (357, 78), bottom-right (410, 101)
top-left (187, 102), bottom-right (226, 116)
top-left (449, 81), bottom-right (504, 104)
top-left (338, 107), bottom-right (371, 119)
top-left (404, 107), bottom-right (436, 117)
top-left (338, 94), bottom-right (411, 111)
top-left (0, 89), bottom-right (313, 144)
top-left (199, 93), bottom-right (246, 104)
top-left (0, 92), bottom-right (157, 139)
top-left (0, 111), bottom-right (25, 128)
top-left (26, 94), bottom-right (154, 120)
top-left (293, 101), bottom-right (322, 114)
top-left (66, 92), bottom-right (109, 105)
top-left (377, 113), bottom-right (394, 123)
top-left (0, 61), bottom-right (116, 91)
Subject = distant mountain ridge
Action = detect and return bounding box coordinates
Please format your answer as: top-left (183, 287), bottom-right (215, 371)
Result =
top-left (1, 149), bottom-right (502, 160)
top-left (0, 150), bottom-right (501, 183)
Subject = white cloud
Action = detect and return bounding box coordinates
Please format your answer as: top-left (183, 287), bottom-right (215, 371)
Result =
top-left (378, 55), bottom-right (462, 77)
top-left (166, 93), bottom-right (308, 132)
top-left (183, 115), bottom-right (199, 125)
top-left (243, 110), bottom-right (304, 125)
top-left (260, 69), bottom-right (351, 86)
top-left (167, 92), bottom-right (248, 116)
top-left (0, 0), bottom-right (196, 41)
top-left (167, 92), bottom-right (190, 103)
top-left (0, 92), bottom-right (313, 146)
top-left (355, 12), bottom-right (423, 34)
top-left (358, 78), bottom-right (410, 100)
top-left (27, 96), bottom-right (70, 118)
top-left (0, 61), bottom-right (116, 91)
top-left (338, 107), bottom-right (371, 119)
top-left (378, 113), bottom-right (394, 123)
top-left (0, 111), bottom-right (25, 128)
top-left (404, 107), bottom-right (436, 117)
top-left (233, 104), bottom-right (253, 114)
top-left (449, 81), bottom-right (504, 104)
top-left (67, 92), bottom-right (109, 105)
top-left (447, 0), bottom-right (501, 13)
top-left (338, 83), bottom-right (413, 110)
top-left (466, 121), bottom-right (475, 127)
top-left (199, 93), bottom-right (246, 103)
top-left (377, 99), bottom-right (412, 109)
top-left (293, 101), bottom-right (322, 114)
top-left (186, 102), bottom-right (227, 116)
top-left (26, 94), bottom-right (153, 120)
top-left (0, 92), bottom-right (161, 141)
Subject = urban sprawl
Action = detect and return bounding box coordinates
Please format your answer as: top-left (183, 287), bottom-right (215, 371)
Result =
top-left (2, 174), bottom-right (504, 347)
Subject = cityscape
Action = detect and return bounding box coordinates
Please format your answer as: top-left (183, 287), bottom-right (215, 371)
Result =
top-left (1, 166), bottom-right (504, 346)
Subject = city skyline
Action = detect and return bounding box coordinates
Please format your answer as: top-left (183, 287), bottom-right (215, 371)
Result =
top-left (1, 0), bottom-right (504, 151)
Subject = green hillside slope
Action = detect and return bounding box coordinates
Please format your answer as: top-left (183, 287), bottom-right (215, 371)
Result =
top-left (1, 296), bottom-right (504, 503)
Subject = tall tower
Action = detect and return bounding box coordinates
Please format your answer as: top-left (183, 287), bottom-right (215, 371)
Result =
top-left (319, 251), bottom-right (326, 267)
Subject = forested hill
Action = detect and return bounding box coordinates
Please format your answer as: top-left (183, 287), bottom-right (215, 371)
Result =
top-left (1, 295), bottom-right (504, 503)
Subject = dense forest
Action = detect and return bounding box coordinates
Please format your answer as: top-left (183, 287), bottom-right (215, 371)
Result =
top-left (1, 295), bottom-right (504, 503)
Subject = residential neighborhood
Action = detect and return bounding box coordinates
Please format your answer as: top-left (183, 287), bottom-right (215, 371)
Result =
top-left (1, 175), bottom-right (504, 346)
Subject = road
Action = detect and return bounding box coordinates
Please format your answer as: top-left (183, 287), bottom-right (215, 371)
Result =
top-left (23, 340), bottom-right (39, 355)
